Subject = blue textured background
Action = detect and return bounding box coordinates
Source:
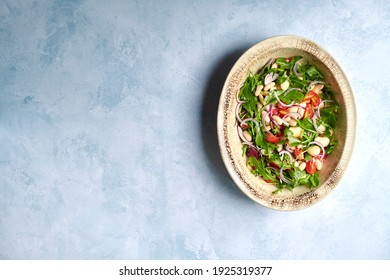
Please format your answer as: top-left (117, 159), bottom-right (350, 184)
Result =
top-left (1, 0), bottom-right (389, 259)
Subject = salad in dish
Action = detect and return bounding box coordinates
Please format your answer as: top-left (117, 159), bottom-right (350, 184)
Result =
top-left (236, 56), bottom-right (339, 193)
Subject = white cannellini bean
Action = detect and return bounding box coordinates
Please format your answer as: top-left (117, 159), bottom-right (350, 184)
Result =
top-left (312, 84), bottom-right (324, 93)
top-left (280, 80), bottom-right (290, 91)
top-left (272, 115), bottom-right (283, 126)
top-left (262, 111), bottom-right (270, 123)
top-left (257, 103), bottom-right (263, 109)
top-left (277, 143), bottom-right (283, 152)
top-left (284, 116), bottom-right (291, 122)
top-left (264, 82), bottom-right (275, 91)
top-left (243, 130), bottom-right (252, 142)
top-left (315, 159), bottom-right (323, 170)
top-left (254, 85), bottom-right (264, 96)
top-left (258, 93), bottom-right (265, 105)
top-left (290, 127), bottom-right (303, 138)
top-left (297, 107), bottom-right (305, 118)
top-left (294, 161), bottom-right (299, 167)
top-left (307, 145), bottom-right (321, 156)
top-left (288, 106), bottom-right (299, 113)
top-left (318, 124), bottom-right (326, 133)
top-left (315, 136), bottom-right (330, 147)
top-left (289, 119), bottom-right (297, 126)
top-left (299, 162), bottom-right (306, 171)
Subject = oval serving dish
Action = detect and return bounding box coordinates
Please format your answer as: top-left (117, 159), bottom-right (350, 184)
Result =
top-left (217, 35), bottom-right (356, 210)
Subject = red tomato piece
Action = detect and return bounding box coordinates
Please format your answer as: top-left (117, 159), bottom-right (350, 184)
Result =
top-left (306, 159), bottom-right (317, 174)
top-left (294, 148), bottom-right (304, 160)
top-left (278, 109), bottom-right (289, 117)
top-left (278, 103), bottom-right (288, 110)
top-left (265, 133), bottom-right (280, 144)
top-left (305, 90), bottom-right (321, 107)
top-left (304, 104), bottom-right (314, 118)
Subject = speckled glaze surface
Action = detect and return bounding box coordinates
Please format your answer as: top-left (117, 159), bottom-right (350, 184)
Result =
top-left (218, 36), bottom-right (356, 210)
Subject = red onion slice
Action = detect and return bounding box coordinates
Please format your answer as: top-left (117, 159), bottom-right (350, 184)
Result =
top-left (241, 118), bottom-right (261, 134)
top-left (236, 83), bottom-right (244, 102)
top-left (235, 101), bottom-right (245, 123)
top-left (312, 115), bottom-right (322, 134)
top-left (261, 114), bottom-right (271, 132)
top-left (274, 92), bottom-right (295, 108)
top-left (264, 72), bottom-right (279, 85)
top-left (283, 111), bottom-right (302, 120)
top-left (279, 150), bottom-right (293, 164)
top-left (316, 100), bottom-right (334, 118)
top-left (237, 125), bottom-right (253, 145)
top-left (258, 58), bottom-right (275, 77)
top-left (293, 62), bottom-right (302, 77)
top-left (293, 58), bottom-right (307, 77)
top-left (283, 87), bottom-right (302, 96)
top-left (280, 167), bottom-right (293, 185)
top-left (308, 80), bottom-right (325, 90)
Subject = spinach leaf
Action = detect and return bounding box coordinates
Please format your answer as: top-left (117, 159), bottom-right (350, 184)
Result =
top-left (280, 89), bottom-right (304, 104)
top-left (308, 172), bottom-right (320, 188)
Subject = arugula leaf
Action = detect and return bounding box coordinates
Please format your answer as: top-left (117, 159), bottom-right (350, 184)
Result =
top-left (248, 157), bottom-right (278, 183)
top-left (276, 72), bottom-right (287, 84)
top-left (239, 75), bottom-right (259, 117)
top-left (290, 168), bottom-right (307, 187)
top-left (326, 141), bottom-right (337, 154)
top-left (289, 76), bottom-right (306, 89)
top-left (320, 110), bottom-right (337, 128)
top-left (306, 65), bottom-right (324, 79)
top-left (275, 58), bottom-right (290, 69)
top-left (297, 118), bottom-right (317, 133)
top-left (280, 89), bottom-right (304, 104)
top-left (289, 56), bottom-right (303, 70)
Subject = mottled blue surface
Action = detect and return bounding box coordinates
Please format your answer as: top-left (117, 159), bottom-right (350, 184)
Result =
top-left (0, 0), bottom-right (389, 260)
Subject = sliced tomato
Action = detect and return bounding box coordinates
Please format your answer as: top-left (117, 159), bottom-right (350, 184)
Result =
top-left (305, 90), bottom-right (321, 107)
top-left (304, 104), bottom-right (314, 118)
top-left (271, 107), bottom-right (279, 116)
top-left (265, 133), bottom-right (280, 144)
top-left (306, 159), bottom-right (316, 174)
top-left (294, 148), bottom-right (304, 160)
top-left (277, 102), bottom-right (288, 110)
top-left (278, 109), bottom-right (289, 117)
top-left (240, 123), bottom-right (249, 129)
